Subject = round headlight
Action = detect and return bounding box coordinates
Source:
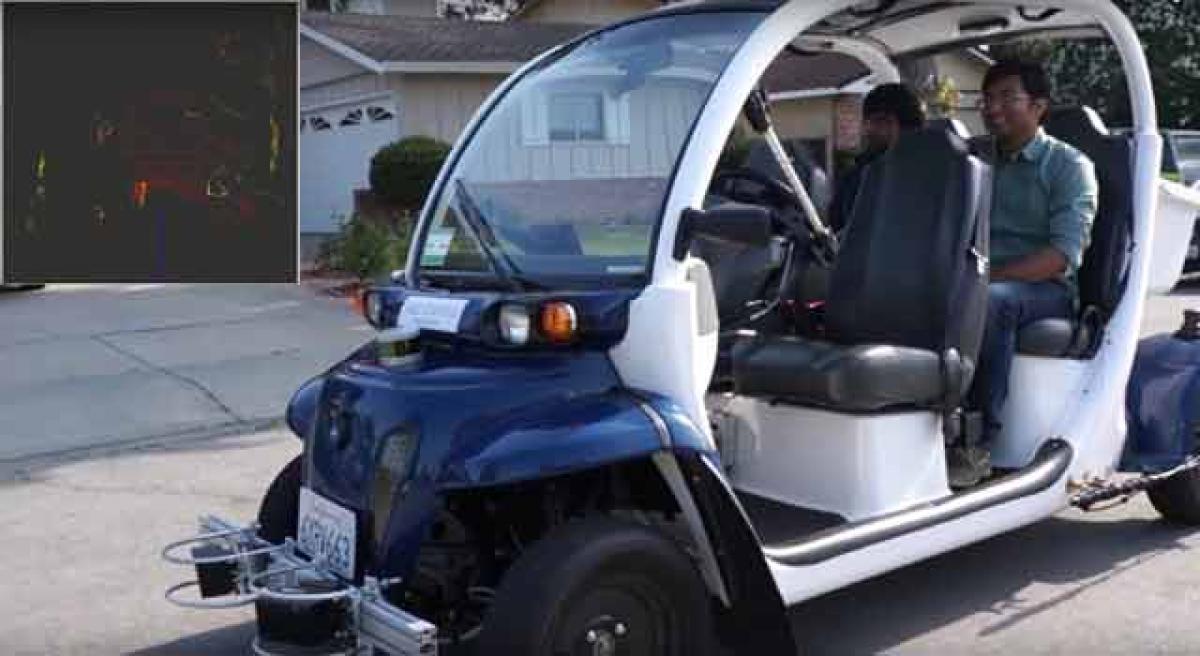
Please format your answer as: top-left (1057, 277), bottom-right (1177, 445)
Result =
top-left (498, 303), bottom-right (532, 345)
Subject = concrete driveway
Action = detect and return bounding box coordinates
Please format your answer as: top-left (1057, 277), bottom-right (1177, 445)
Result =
top-left (0, 283), bottom-right (371, 463)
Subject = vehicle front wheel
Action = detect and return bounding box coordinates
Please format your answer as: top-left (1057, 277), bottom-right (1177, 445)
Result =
top-left (253, 455), bottom-right (350, 653)
top-left (257, 455), bottom-right (302, 543)
top-left (478, 517), bottom-right (715, 656)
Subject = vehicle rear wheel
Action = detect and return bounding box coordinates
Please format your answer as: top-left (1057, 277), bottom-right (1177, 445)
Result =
top-left (257, 455), bottom-right (302, 543)
top-left (1148, 459), bottom-right (1200, 526)
top-left (477, 517), bottom-right (715, 656)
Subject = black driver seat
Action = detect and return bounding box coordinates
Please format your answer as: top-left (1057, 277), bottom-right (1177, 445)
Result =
top-left (731, 127), bottom-right (991, 412)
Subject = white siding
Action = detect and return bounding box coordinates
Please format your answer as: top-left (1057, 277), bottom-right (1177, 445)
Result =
top-left (935, 53), bottom-right (988, 135)
top-left (346, 0), bottom-right (438, 16)
top-left (935, 53), bottom-right (986, 93)
top-left (520, 0), bottom-right (656, 24)
top-left (459, 80), bottom-right (708, 184)
top-left (393, 74), bottom-right (505, 143)
top-left (772, 99), bottom-right (835, 141)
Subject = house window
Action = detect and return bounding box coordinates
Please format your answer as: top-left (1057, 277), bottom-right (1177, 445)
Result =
top-left (339, 108), bottom-right (363, 127)
top-left (310, 116), bottom-right (332, 131)
top-left (548, 92), bottom-right (605, 142)
top-left (367, 106), bottom-right (395, 122)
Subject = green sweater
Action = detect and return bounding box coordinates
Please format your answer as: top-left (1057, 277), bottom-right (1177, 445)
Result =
top-left (989, 128), bottom-right (1099, 295)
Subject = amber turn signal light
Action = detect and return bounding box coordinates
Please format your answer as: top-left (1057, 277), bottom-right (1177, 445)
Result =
top-left (133, 180), bottom-right (150, 209)
top-left (539, 302), bottom-right (578, 343)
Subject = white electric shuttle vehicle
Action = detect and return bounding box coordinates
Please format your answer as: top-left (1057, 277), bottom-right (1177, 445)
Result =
top-left (162, 2), bottom-right (1200, 654)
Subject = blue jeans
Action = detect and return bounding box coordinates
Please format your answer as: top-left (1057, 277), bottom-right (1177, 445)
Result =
top-left (971, 280), bottom-right (1073, 446)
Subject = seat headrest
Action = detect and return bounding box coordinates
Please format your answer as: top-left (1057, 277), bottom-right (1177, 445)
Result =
top-left (1043, 105), bottom-right (1133, 323)
top-left (889, 125), bottom-right (973, 161)
top-left (1044, 106), bottom-right (1110, 144)
top-left (926, 117), bottom-right (971, 140)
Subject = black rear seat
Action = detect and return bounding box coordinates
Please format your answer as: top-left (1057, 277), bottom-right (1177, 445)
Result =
top-left (1015, 107), bottom-right (1133, 358)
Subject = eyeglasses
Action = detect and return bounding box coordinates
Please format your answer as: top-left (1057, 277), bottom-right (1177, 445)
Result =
top-left (977, 93), bottom-right (1032, 109)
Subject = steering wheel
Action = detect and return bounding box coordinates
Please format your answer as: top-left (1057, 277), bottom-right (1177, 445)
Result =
top-left (710, 167), bottom-right (836, 267)
top-left (711, 167), bottom-right (799, 212)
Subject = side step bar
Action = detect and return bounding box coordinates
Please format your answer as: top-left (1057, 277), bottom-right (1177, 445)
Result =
top-left (763, 439), bottom-right (1073, 566)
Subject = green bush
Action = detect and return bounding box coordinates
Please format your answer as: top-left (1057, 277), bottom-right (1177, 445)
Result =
top-left (321, 214), bottom-right (411, 282)
top-left (369, 136), bottom-right (452, 211)
top-left (717, 127), bottom-right (755, 172)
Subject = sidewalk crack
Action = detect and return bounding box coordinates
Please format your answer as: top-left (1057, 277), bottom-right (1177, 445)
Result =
top-left (91, 335), bottom-right (245, 423)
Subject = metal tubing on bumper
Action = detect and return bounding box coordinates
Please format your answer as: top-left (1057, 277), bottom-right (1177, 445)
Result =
top-left (162, 515), bottom-right (438, 656)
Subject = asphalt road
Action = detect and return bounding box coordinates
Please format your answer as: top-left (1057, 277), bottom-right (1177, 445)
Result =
top-left (0, 279), bottom-right (1196, 655)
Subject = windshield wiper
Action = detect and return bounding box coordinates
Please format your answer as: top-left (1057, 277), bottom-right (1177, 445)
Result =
top-left (451, 179), bottom-right (546, 291)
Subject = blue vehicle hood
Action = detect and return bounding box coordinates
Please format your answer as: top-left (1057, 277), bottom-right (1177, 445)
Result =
top-left (301, 346), bottom-right (680, 576)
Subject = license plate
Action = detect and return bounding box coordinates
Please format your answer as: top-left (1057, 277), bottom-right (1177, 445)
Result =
top-left (297, 487), bottom-right (356, 579)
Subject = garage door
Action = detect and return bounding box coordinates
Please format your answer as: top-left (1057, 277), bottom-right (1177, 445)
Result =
top-left (300, 100), bottom-right (398, 233)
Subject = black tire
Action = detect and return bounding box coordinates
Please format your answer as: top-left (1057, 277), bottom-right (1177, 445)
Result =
top-left (1148, 462), bottom-right (1200, 526)
top-left (257, 455), bottom-right (302, 544)
top-left (0, 283), bottom-right (43, 292)
top-left (477, 517), bottom-right (715, 656)
top-left (253, 455), bottom-right (351, 652)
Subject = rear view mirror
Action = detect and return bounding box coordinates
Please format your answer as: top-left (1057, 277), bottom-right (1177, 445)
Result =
top-left (361, 288), bottom-right (386, 329)
top-left (674, 203), bottom-right (773, 260)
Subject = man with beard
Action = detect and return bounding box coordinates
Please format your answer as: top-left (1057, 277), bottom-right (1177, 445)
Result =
top-left (827, 83), bottom-right (926, 233)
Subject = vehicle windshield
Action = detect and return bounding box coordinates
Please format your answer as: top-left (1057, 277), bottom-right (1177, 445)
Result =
top-left (414, 11), bottom-right (766, 286)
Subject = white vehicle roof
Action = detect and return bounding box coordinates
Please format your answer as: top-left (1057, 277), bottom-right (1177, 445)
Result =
top-left (802, 1), bottom-right (1103, 56)
top-left (647, 1), bottom-right (1153, 130)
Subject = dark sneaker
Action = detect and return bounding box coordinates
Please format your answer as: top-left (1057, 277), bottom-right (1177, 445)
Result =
top-left (948, 446), bottom-right (993, 489)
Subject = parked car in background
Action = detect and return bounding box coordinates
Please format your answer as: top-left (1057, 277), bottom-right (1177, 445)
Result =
top-left (1163, 131), bottom-right (1200, 275)
top-left (1163, 130), bottom-right (1200, 186)
top-left (1119, 128), bottom-right (1200, 275)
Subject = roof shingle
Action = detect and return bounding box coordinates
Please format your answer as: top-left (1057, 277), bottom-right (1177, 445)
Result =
top-left (301, 12), bottom-right (591, 63)
top-left (302, 12), bottom-right (869, 93)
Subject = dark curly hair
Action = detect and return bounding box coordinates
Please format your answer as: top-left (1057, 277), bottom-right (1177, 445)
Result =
top-left (862, 83), bottom-right (925, 130)
top-left (982, 58), bottom-right (1052, 102)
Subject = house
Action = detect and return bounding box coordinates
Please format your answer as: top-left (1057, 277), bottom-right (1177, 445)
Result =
top-left (299, 0), bottom-right (986, 240)
top-left (514, 0), bottom-right (988, 151)
top-left (300, 13), bottom-right (586, 236)
top-left (513, 0), bottom-right (670, 24)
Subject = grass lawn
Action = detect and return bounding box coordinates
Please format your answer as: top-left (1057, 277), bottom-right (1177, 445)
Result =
top-left (576, 225), bottom-right (652, 257)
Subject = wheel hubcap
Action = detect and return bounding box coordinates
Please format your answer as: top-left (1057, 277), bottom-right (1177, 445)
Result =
top-left (582, 618), bottom-right (624, 656)
top-left (553, 579), bottom-right (676, 656)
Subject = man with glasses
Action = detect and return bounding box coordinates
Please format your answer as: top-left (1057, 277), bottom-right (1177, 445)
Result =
top-left (950, 59), bottom-right (1099, 488)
